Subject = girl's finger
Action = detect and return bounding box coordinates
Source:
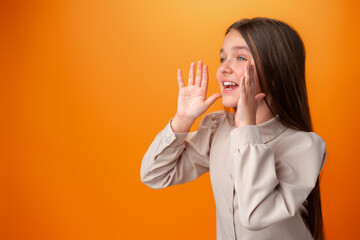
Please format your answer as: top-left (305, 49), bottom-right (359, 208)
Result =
top-left (249, 64), bottom-right (255, 96)
top-left (205, 93), bottom-right (222, 108)
top-left (239, 76), bottom-right (246, 103)
top-left (244, 61), bottom-right (251, 94)
top-left (195, 60), bottom-right (202, 87)
top-left (177, 69), bottom-right (184, 88)
top-left (188, 62), bottom-right (195, 85)
top-left (201, 64), bottom-right (208, 92)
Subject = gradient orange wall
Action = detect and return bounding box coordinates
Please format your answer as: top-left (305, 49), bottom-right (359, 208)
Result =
top-left (1, 0), bottom-right (359, 239)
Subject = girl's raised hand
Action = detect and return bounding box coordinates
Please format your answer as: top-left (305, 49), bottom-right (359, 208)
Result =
top-left (171, 60), bottom-right (222, 133)
top-left (235, 61), bottom-right (266, 127)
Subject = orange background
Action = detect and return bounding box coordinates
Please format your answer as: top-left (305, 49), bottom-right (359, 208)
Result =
top-left (1, 0), bottom-right (359, 239)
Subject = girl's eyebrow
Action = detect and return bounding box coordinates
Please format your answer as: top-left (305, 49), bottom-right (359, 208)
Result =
top-left (220, 46), bottom-right (250, 53)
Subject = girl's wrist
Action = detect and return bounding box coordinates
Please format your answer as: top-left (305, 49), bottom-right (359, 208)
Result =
top-left (171, 114), bottom-right (195, 133)
top-left (236, 121), bottom-right (256, 128)
top-left (235, 115), bottom-right (256, 127)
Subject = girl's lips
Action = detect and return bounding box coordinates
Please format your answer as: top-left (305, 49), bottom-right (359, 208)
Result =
top-left (222, 81), bottom-right (238, 86)
top-left (222, 85), bottom-right (239, 93)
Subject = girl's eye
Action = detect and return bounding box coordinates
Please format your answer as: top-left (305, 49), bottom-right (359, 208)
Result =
top-left (220, 57), bottom-right (226, 63)
top-left (237, 56), bottom-right (246, 61)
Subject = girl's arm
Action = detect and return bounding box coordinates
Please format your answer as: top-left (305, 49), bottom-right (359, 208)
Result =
top-left (231, 125), bottom-right (326, 230)
top-left (140, 60), bottom-right (222, 189)
top-left (140, 111), bottom-right (222, 189)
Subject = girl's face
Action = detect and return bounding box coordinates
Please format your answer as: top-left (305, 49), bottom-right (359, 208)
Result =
top-left (216, 30), bottom-right (261, 107)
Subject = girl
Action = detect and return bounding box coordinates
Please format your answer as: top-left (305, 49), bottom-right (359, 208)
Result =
top-left (140, 17), bottom-right (326, 240)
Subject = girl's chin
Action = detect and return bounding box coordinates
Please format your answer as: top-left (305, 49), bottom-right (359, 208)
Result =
top-left (222, 98), bottom-right (238, 108)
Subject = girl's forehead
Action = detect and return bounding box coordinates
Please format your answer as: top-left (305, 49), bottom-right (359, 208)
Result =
top-left (222, 30), bottom-right (248, 47)
top-left (220, 30), bottom-right (250, 53)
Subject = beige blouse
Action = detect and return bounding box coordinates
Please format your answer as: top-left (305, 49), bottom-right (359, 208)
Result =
top-left (140, 110), bottom-right (326, 240)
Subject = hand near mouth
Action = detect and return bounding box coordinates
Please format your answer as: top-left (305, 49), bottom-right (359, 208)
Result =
top-left (235, 61), bottom-right (266, 127)
top-left (171, 60), bottom-right (222, 133)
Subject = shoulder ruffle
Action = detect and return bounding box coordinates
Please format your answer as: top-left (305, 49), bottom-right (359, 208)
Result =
top-left (210, 112), bottom-right (223, 132)
top-left (204, 111), bottom-right (225, 145)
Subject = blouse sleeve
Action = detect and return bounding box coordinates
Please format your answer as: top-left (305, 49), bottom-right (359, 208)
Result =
top-left (140, 112), bottom-right (223, 189)
top-left (230, 125), bottom-right (326, 230)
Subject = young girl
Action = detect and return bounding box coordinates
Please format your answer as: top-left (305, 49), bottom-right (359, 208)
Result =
top-left (140, 17), bottom-right (326, 240)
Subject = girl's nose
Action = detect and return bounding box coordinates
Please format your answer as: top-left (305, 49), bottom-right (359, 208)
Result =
top-left (220, 60), bottom-right (232, 74)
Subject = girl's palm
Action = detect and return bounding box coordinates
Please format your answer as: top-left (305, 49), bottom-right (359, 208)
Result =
top-left (176, 61), bottom-right (222, 122)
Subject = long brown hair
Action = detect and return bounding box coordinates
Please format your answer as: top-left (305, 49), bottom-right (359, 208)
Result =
top-left (225, 17), bottom-right (324, 239)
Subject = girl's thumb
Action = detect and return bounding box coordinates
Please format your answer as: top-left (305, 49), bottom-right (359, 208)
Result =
top-left (255, 93), bottom-right (266, 107)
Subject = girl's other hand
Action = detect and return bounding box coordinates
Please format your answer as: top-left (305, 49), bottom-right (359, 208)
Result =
top-left (235, 61), bottom-right (265, 127)
top-left (171, 60), bottom-right (222, 133)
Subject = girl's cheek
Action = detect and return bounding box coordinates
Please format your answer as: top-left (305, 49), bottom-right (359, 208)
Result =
top-left (235, 69), bottom-right (245, 80)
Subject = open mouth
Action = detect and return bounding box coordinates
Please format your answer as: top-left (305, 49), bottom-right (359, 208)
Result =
top-left (223, 82), bottom-right (239, 91)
